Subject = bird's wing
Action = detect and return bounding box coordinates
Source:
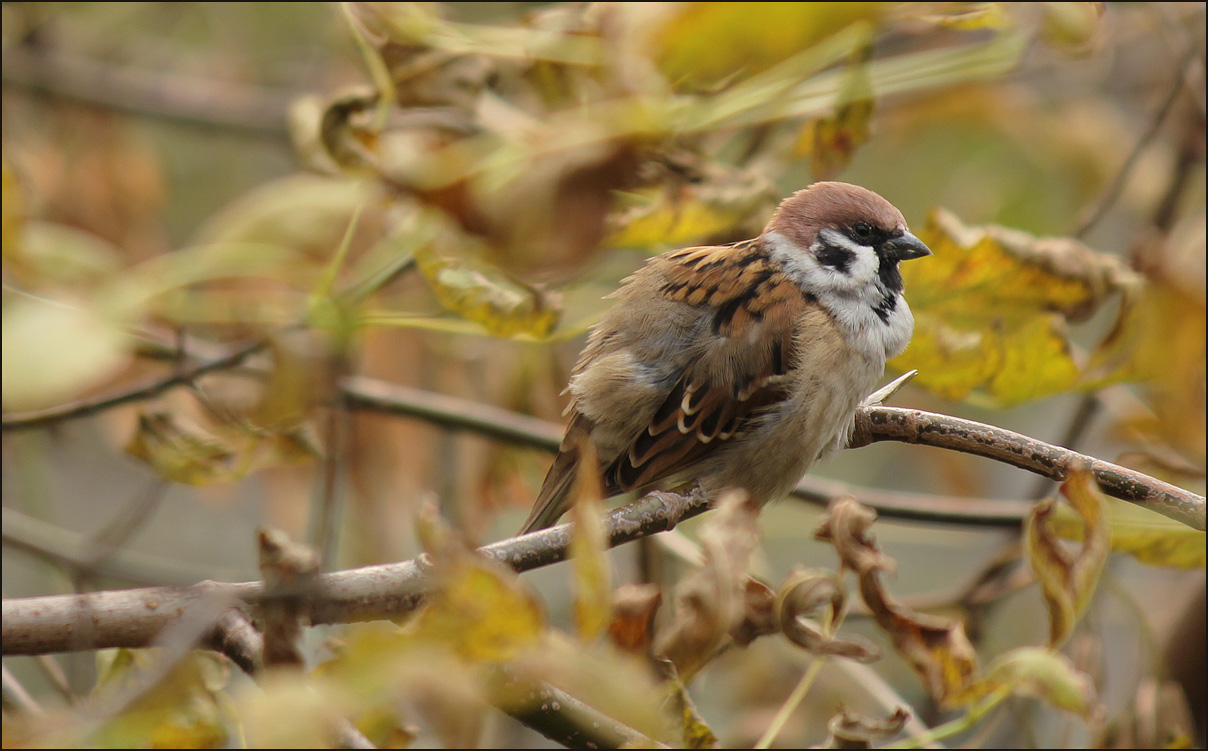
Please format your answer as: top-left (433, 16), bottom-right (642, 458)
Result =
top-left (602, 239), bottom-right (814, 494)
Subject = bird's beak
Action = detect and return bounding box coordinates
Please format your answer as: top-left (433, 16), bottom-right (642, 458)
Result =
top-left (882, 231), bottom-right (932, 261)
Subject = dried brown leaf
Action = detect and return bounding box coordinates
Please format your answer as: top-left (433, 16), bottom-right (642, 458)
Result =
top-left (568, 439), bottom-right (612, 642)
top-left (1025, 465), bottom-right (1109, 647)
top-left (817, 498), bottom-right (979, 705)
top-left (656, 490), bottom-right (760, 676)
top-left (607, 584), bottom-right (663, 656)
top-left (776, 567), bottom-right (878, 661)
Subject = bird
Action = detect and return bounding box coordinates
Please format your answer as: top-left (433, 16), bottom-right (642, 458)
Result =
top-left (519, 181), bottom-right (931, 535)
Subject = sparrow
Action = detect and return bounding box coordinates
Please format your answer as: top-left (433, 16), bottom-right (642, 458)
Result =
top-left (519, 181), bottom-right (931, 534)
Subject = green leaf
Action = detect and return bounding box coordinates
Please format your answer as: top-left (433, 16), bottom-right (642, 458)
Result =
top-left (977, 647), bottom-right (1102, 721)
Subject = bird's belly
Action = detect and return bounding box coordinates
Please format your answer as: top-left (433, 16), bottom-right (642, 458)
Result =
top-left (696, 357), bottom-right (880, 505)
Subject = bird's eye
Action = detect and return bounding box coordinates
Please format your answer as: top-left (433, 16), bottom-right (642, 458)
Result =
top-left (851, 222), bottom-right (873, 241)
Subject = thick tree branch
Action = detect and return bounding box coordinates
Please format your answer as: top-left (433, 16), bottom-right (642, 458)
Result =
top-left (1, 490), bottom-right (707, 657)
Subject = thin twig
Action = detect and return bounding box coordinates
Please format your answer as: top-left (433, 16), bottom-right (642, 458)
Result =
top-left (1074, 40), bottom-right (1200, 239)
top-left (2, 506), bottom-right (247, 585)
top-left (1, 45), bottom-right (293, 139)
top-left (1, 339), bottom-right (268, 431)
top-left (2, 665), bottom-right (44, 715)
top-left (850, 406), bottom-right (1204, 531)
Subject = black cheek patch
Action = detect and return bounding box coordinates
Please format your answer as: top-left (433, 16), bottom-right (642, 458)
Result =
top-left (815, 243), bottom-right (855, 273)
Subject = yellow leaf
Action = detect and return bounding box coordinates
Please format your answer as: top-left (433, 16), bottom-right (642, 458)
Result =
top-left (1051, 496), bottom-right (1206, 569)
top-left (665, 676), bottom-right (719, 750)
top-left (2, 294), bottom-right (128, 411)
top-left (568, 440), bottom-right (612, 642)
top-left (920, 3), bottom-right (1014, 30)
top-left (1025, 467), bottom-right (1109, 648)
top-left (414, 241), bottom-right (561, 339)
top-left (895, 208), bottom-right (1140, 405)
top-left (798, 52), bottom-right (875, 180)
top-left (604, 168), bottom-right (777, 251)
top-left (1087, 280), bottom-right (1206, 462)
top-left (92, 650), bottom-right (231, 749)
top-left (987, 314), bottom-right (1081, 404)
top-left (125, 412), bottom-right (237, 486)
top-left (650, 3), bottom-right (885, 90)
top-left (413, 527), bottom-right (545, 663)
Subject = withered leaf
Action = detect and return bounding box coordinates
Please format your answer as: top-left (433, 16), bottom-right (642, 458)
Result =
top-left (607, 584), bottom-right (663, 656)
top-left (568, 438), bottom-right (612, 642)
top-left (1025, 465), bottom-right (1109, 648)
top-left (656, 490), bottom-right (760, 677)
top-left (817, 498), bottom-right (979, 705)
top-left (776, 567), bottom-right (877, 661)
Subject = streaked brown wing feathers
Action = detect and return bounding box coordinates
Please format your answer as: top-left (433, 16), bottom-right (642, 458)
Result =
top-left (603, 240), bottom-right (814, 495)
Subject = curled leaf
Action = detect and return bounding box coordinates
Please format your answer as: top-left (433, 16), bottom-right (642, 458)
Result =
top-left (729, 577), bottom-right (778, 647)
top-left (776, 567), bottom-right (878, 661)
top-left (977, 647), bottom-right (1103, 722)
top-left (1026, 465), bottom-right (1109, 647)
top-left (824, 706), bottom-right (910, 748)
top-left (817, 498), bottom-right (979, 706)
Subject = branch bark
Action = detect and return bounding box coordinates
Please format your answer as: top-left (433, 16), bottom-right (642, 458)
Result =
top-left (2, 490), bottom-right (707, 657)
top-left (850, 406), bottom-right (1204, 531)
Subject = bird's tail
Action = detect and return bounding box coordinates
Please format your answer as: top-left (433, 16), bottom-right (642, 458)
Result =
top-left (518, 414), bottom-right (595, 535)
top-left (518, 447), bottom-right (580, 534)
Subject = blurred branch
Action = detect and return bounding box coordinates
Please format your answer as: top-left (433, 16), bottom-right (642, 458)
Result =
top-left (493, 669), bottom-right (670, 749)
top-left (2, 506), bottom-right (246, 585)
top-left (1, 45), bottom-right (293, 140)
top-left (1073, 39), bottom-right (1202, 239)
top-left (1, 665), bottom-right (43, 716)
top-left (203, 609), bottom-right (262, 677)
top-left (1, 339), bottom-right (268, 431)
top-left (3, 432), bottom-right (1200, 659)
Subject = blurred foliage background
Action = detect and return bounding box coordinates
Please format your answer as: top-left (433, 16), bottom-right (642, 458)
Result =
top-left (2, 2), bottom-right (1204, 748)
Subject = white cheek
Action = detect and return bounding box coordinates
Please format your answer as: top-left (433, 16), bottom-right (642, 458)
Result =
top-left (765, 230), bottom-right (878, 293)
top-left (814, 229), bottom-right (878, 290)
